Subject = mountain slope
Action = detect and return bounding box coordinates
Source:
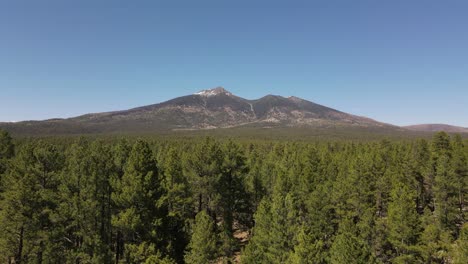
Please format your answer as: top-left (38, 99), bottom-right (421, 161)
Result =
top-left (404, 124), bottom-right (468, 133)
top-left (0, 87), bottom-right (396, 135)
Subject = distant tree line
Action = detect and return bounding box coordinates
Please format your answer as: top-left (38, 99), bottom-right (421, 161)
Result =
top-left (0, 129), bottom-right (466, 263)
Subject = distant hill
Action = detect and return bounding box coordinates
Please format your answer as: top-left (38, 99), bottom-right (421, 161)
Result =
top-left (0, 87), bottom-right (406, 136)
top-left (404, 124), bottom-right (468, 133)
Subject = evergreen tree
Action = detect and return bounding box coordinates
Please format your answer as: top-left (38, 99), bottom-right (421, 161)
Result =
top-left (387, 181), bottom-right (421, 262)
top-left (183, 137), bottom-right (222, 216)
top-left (433, 154), bottom-right (459, 233)
top-left (244, 147), bottom-right (266, 212)
top-left (111, 139), bottom-right (131, 263)
top-left (162, 146), bottom-right (191, 219)
top-left (451, 223), bottom-right (468, 264)
top-left (184, 210), bottom-right (217, 264)
top-left (217, 140), bottom-right (251, 257)
top-left (419, 209), bottom-right (452, 263)
top-left (53, 139), bottom-right (114, 262)
top-left (0, 142), bottom-right (63, 263)
top-left (0, 129), bottom-right (14, 175)
top-left (288, 225), bottom-right (327, 264)
top-left (242, 192), bottom-right (298, 263)
top-left (451, 135), bottom-right (467, 229)
top-left (410, 139), bottom-right (431, 213)
top-left (112, 140), bottom-right (168, 263)
top-left (160, 146), bottom-right (191, 262)
top-left (288, 182), bottom-right (335, 263)
top-left (330, 220), bottom-right (374, 264)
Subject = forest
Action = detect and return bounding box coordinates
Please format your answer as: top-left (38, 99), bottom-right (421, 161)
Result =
top-left (0, 129), bottom-right (466, 264)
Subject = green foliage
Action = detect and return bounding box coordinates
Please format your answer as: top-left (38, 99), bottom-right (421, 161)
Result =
top-left (0, 133), bottom-right (466, 263)
top-left (0, 129), bottom-right (14, 175)
top-left (329, 221), bottom-right (374, 264)
top-left (112, 139), bottom-right (168, 262)
top-left (162, 146), bottom-right (192, 219)
top-left (288, 225), bottom-right (327, 264)
top-left (185, 210), bottom-right (218, 264)
top-left (0, 141), bottom-right (63, 263)
top-left (387, 181), bottom-right (421, 259)
top-left (242, 192), bottom-right (299, 263)
top-left (183, 137), bottom-right (223, 214)
top-left (218, 140), bottom-right (251, 234)
top-left (418, 208), bottom-right (452, 263)
top-left (451, 223), bottom-right (468, 264)
top-left (429, 132), bottom-right (460, 233)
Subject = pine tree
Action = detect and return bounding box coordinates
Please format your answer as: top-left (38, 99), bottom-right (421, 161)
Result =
top-left (433, 154), bottom-right (458, 233)
top-left (184, 210), bottom-right (217, 264)
top-left (0, 129), bottom-right (14, 175)
top-left (419, 208), bottom-right (452, 263)
top-left (451, 135), bottom-right (467, 229)
top-left (183, 137), bottom-right (222, 215)
top-left (241, 198), bottom-right (272, 264)
top-left (160, 146), bottom-right (191, 262)
top-left (0, 142), bottom-right (63, 263)
top-left (111, 138), bottom-right (131, 263)
top-left (242, 192), bottom-right (298, 264)
top-left (410, 139), bottom-right (431, 213)
top-left (88, 141), bottom-right (115, 262)
top-left (451, 223), bottom-right (468, 264)
top-left (294, 182), bottom-right (335, 263)
top-left (162, 147), bottom-right (191, 219)
top-left (330, 220), bottom-right (374, 264)
top-left (244, 147), bottom-right (266, 212)
top-left (387, 181), bottom-right (421, 261)
top-left (288, 225), bottom-right (327, 264)
top-left (217, 140), bottom-right (251, 257)
top-left (53, 139), bottom-right (112, 262)
top-left (54, 139), bottom-right (91, 261)
top-left (112, 139), bottom-right (168, 263)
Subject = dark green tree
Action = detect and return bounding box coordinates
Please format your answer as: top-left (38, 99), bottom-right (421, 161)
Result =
top-left (111, 139), bottom-right (131, 263)
top-left (451, 223), bottom-right (468, 264)
top-left (242, 192), bottom-right (298, 264)
top-left (330, 220), bottom-right (374, 264)
top-left (0, 142), bottom-right (63, 263)
top-left (112, 140), bottom-right (168, 263)
top-left (52, 139), bottom-right (115, 262)
top-left (451, 135), bottom-right (467, 229)
top-left (419, 209), bottom-right (452, 263)
top-left (160, 146), bottom-right (191, 262)
top-left (184, 210), bottom-right (218, 264)
top-left (183, 137), bottom-right (222, 216)
top-left (387, 181), bottom-right (421, 262)
top-left (0, 129), bottom-right (14, 175)
top-left (217, 140), bottom-right (251, 257)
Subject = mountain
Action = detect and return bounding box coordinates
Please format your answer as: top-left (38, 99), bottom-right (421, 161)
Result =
top-left (404, 124), bottom-right (468, 133)
top-left (0, 87), bottom-right (396, 135)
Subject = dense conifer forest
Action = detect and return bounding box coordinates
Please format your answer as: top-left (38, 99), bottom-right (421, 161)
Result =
top-left (0, 129), bottom-right (466, 263)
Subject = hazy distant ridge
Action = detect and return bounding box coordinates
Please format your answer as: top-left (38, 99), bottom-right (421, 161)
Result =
top-left (403, 124), bottom-right (468, 133)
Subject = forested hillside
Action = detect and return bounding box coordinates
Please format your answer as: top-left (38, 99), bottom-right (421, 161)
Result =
top-left (0, 129), bottom-right (466, 263)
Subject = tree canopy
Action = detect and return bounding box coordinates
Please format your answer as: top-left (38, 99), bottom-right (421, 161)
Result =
top-left (0, 129), bottom-right (466, 263)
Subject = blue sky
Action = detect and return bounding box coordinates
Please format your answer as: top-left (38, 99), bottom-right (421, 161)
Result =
top-left (1, 0), bottom-right (467, 126)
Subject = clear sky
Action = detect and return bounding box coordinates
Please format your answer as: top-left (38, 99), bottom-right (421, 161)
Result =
top-left (1, 0), bottom-right (467, 126)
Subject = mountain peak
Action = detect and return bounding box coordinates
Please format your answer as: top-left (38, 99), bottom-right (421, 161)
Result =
top-left (194, 87), bottom-right (232, 97)
top-left (1, 87), bottom-right (394, 135)
top-left (287, 96), bottom-right (303, 102)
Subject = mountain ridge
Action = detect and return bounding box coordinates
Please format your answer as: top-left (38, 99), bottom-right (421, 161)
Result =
top-left (404, 124), bottom-right (468, 133)
top-left (1, 87), bottom-right (463, 136)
